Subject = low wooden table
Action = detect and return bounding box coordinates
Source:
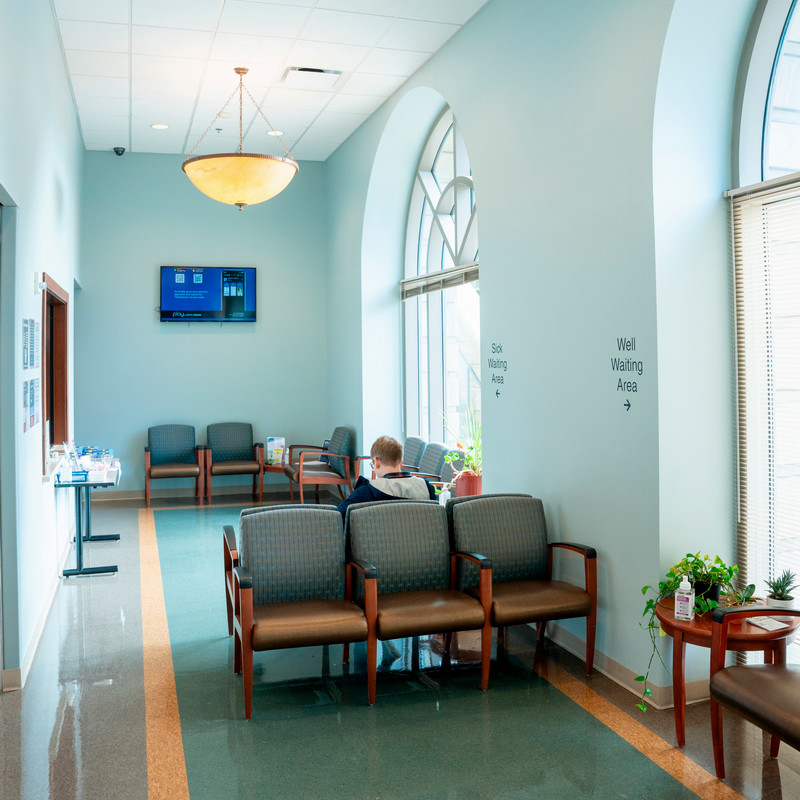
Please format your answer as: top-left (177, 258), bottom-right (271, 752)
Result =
top-left (655, 598), bottom-right (799, 746)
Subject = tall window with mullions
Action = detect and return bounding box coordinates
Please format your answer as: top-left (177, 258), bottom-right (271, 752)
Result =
top-left (402, 107), bottom-right (480, 443)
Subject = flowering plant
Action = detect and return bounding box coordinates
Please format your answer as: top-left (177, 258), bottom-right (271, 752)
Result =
top-left (443, 407), bottom-right (482, 477)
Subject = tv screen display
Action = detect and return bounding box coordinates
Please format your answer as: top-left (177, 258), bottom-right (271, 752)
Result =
top-left (160, 266), bottom-right (256, 322)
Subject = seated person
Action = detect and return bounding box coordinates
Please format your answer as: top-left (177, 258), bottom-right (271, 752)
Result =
top-left (338, 435), bottom-right (436, 520)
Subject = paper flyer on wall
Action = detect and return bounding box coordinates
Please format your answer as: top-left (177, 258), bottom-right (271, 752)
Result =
top-left (22, 380), bottom-right (28, 432)
top-left (22, 319), bottom-right (29, 369)
top-left (34, 378), bottom-right (40, 424)
top-left (29, 380), bottom-right (35, 429)
top-left (33, 322), bottom-right (40, 368)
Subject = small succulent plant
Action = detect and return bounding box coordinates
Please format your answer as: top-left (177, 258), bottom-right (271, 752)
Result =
top-left (764, 569), bottom-right (798, 601)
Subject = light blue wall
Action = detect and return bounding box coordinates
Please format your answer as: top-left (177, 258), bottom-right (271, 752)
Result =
top-left (75, 153), bottom-right (330, 495)
top-left (0, 0), bottom-right (83, 682)
top-left (325, 0), bottom-right (756, 695)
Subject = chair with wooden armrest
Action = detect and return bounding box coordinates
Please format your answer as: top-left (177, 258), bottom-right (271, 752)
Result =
top-left (227, 504), bottom-right (368, 718)
top-left (709, 606), bottom-right (800, 780)
top-left (406, 442), bottom-right (451, 482)
top-left (283, 425), bottom-right (353, 504)
top-left (447, 493), bottom-right (597, 675)
top-left (205, 422), bottom-right (263, 503)
top-left (345, 500), bottom-right (492, 705)
top-left (144, 424), bottom-right (204, 507)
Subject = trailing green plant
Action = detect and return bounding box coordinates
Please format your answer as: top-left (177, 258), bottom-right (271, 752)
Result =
top-left (764, 569), bottom-right (798, 601)
top-left (635, 553), bottom-right (751, 712)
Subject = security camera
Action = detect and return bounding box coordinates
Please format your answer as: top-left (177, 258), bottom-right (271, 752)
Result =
top-left (113, 146), bottom-right (125, 156)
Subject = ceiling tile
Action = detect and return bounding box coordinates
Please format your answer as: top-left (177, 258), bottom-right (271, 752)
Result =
top-left (378, 18), bottom-right (459, 51)
top-left (341, 72), bottom-right (405, 96)
top-left (316, 0), bottom-right (407, 15)
top-left (256, 107), bottom-right (318, 127)
top-left (65, 50), bottom-right (130, 78)
top-left (58, 20), bottom-right (129, 52)
top-left (71, 75), bottom-right (130, 98)
top-left (79, 113), bottom-right (129, 133)
top-left (202, 62), bottom-right (281, 90)
top-left (300, 8), bottom-right (394, 46)
top-left (132, 26), bottom-right (213, 58)
top-left (132, 54), bottom-right (205, 82)
top-left (263, 87), bottom-right (334, 112)
top-left (314, 109), bottom-right (369, 129)
top-left (77, 95), bottom-right (130, 117)
top-left (131, 77), bottom-right (200, 102)
top-left (54, 0), bottom-right (129, 24)
top-left (325, 92), bottom-right (384, 115)
top-left (358, 47), bottom-right (429, 76)
top-left (209, 33), bottom-right (293, 65)
top-left (132, 0), bottom-right (223, 31)
top-left (287, 40), bottom-right (370, 71)
top-left (400, 0), bottom-right (490, 26)
top-left (83, 133), bottom-right (131, 150)
top-left (290, 142), bottom-right (338, 161)
top-left (219, 2), bottom-right (311, 38)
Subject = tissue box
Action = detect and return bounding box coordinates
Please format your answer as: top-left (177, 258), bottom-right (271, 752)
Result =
top-left (266, 436), bottom-right (285, 465)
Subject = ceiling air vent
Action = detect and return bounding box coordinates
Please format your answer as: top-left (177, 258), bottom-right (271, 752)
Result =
top-left (280, 66), bottom-right (345, 91)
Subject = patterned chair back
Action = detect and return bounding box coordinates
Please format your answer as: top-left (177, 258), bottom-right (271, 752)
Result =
top-left (148, 424), bottom-right (196, 465)
top-left (207, 422), bottom-right (254, 462)
top-left (326, 426), bottom-right (353, 478)
top-left (417, 442), bottom-right (450, 477)
top-left (448, 494), bottom-right (549, 589)
top-left (403, 436), bottom-right (426, 470)
top-left (347, 501), bottom-right (448, 594)
top-left (238, 505), bottom-right (345, 606)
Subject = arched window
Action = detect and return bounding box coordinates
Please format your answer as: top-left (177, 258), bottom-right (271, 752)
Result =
top-left (402, 107), bottom-right (479, 442)
top-left (764, 1), bottom-right (800, 177)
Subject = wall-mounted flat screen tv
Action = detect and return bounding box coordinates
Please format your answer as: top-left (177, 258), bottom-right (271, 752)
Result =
top-left (160, 266), bottom-right (256, 322)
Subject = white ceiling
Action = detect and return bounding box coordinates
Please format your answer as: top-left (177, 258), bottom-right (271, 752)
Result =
top-left (53, 0), bottom-right (491, 162)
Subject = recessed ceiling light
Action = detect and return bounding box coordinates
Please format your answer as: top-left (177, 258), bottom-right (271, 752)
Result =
top-left (151, 123), bottom-right (169, 130)
top-left (218, 112), bottom-right (231, 119)
top-left (267, 129), bottom-right (284, 137)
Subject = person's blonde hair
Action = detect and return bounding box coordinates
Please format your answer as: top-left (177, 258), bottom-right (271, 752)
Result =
top-left (370, 436), bottom-right (403, 465)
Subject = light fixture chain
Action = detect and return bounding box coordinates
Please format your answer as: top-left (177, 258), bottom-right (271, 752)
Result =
top-left (242, 84), bottom-right (294, 159)
top-left (185, 86), bottom-right (239, 159)
top-left (238, 73), bottom-right (244, 154)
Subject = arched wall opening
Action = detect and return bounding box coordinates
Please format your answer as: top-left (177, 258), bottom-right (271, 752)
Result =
top-left (359, 86), bottom-right (448, 448)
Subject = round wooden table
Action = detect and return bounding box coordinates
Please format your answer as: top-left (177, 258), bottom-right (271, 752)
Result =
top-left (655, 598), bottom-right (799, 746)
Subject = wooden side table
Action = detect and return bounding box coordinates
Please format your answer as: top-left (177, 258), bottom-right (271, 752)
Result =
top-left (655, 598), bottom-right (799, 746)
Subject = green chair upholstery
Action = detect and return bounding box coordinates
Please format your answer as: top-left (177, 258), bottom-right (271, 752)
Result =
top-left (144, 424), bottom-right (204, 507)
top-left (409, 442), bottom-right (450, 480)
top-left (283, 425), bottom-right (353, 504)
top-left (402, 436), bottom-right (426, 471)
top-left (225, 504), bottom-right (368, 718)
top-left (709, 607), bottom-right (800, 779)
top-left (346, 500), bottom-right (492, 705)
top-left (206, 422), bottom-right (264, 503)
top-left (447, 493), bottom-right (597, 675)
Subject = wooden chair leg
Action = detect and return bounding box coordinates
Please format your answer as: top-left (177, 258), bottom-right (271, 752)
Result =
top-left (769, 735), bottom-right (781, 758)
top-left (480, 622), bottom-right (491, 691)
top-left (206, 473), bottom-right (212, 504)
top-left (342, 642), bottom-right (350, 664)
top-left (242, 642), bottom-right (253, 719)
top-left (710, 698), bottom-right (726, 779)
top-left (537, 621), bottom-right (547, 643)
top-left (145, 473), bottom-right (151, 508)
top-left (585, 607), bottom-right (597, 675)
top-left (299, 482), bottom-right (305, 505)
top-left (288, 478), bottom-right (295, 504)
top-left (367, 633), bottom-right (377, 705)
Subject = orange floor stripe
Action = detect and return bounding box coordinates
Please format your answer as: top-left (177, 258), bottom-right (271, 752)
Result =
top-left (139, 508), bottom-right (190, 800)
top-left (532, 659), bottom-right (745, 800)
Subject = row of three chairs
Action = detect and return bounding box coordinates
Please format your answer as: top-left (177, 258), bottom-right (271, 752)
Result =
top-left (223, 493), bottom-right (597, 718)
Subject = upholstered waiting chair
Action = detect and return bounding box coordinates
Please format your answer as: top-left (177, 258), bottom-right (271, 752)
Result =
top-left (709, 606), bottom-right (800, 780)
top-left (447, 493), bottom-right (597, 675)
top-left (402, 436), bottom-right (426, 471)
top-left (144, 424), bottom-right (204, 507)
top-left (284, 426), bottom-right (353, 504)
top-left (346, 500), bottom-right (492, 705)
top-left (225, 505), bottom-right (368, 718)
top-left (205, 422), bottom-right (264, 503)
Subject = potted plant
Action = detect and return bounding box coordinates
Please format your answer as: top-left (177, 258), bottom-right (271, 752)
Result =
top-left (635, 553), bottom-right (751, 711)
top-left (764, 569), bottom-right (797, 609)
top-left (444, 407), bottom-right (482, 497)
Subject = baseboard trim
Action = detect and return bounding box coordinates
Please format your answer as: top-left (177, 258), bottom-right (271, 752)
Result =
top-left (1, 668), bottom-right (21, 692)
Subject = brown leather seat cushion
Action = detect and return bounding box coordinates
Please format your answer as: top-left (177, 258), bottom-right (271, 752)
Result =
top-left (209, 459), bottom-right (259, 476)
top-left (149, 463), bottom-right (200, 479)
top-left (467, 579), bottom-right (592, 627)
top-left (283, 463), bottom-right (339, 481)
top-left (251, 599), bottom-right (368, 651)
top-left (711, 664), bottom-right (800, 750)
top-left (371, 589), bottom-right (485, 639)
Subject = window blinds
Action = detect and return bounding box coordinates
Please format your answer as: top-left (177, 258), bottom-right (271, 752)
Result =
top-left (400, 261), bottom-right (479, 300)
top-left (727, 177), bottom-right (800, 597)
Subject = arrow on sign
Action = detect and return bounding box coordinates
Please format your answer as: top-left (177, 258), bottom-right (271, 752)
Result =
top-left (624, 399), bottom-right (631, 411)
top-left (495, 389), bottom-right (501, 398)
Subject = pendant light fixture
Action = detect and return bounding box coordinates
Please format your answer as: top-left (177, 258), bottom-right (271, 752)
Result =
top-left (182, 67), bottom-right (298, 211)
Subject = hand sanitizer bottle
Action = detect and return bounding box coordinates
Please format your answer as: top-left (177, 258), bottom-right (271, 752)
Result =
top-left (438, 487), bottom-right (451, 507)
top-left (674, 576), bottom-right (695, 621)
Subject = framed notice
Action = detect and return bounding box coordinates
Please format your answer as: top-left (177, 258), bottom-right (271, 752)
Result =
top-left (22, 319), bottom-right (29, 369)
top-left (29, 379), bottom-right (35, 429)
top-left (33, 322), bottom-right (40, 368)
top-left (34, 378), bottom-right (40, 424)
